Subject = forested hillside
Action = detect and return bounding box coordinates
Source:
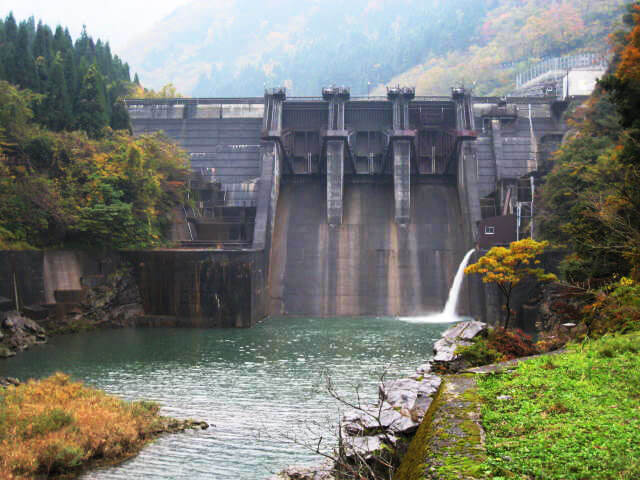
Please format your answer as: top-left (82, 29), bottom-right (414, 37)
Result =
top-left (537, 1), bottom-right (640, 334)
top-left (0, 13), bottom-right (132, 134)
top-left (379, 0), bottom-right (629, 95)
top-left (123, 0), bottom-right (628, 97)
top-left (0, 16), bottom-right (189, 251)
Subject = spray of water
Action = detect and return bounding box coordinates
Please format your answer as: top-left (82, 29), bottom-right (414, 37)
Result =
top-left (398, 249), bottom-right (476, 324)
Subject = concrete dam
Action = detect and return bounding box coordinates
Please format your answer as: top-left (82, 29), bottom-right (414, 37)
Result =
top-left (120, 87), bottom-right (567, 325)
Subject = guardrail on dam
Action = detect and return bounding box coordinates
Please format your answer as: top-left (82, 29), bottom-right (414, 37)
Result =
top-left (124, 87), bottom-right (570, 326)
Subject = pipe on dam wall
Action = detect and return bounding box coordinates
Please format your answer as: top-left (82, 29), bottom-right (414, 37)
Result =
top-left (267, 179), bottom-right (470, 318)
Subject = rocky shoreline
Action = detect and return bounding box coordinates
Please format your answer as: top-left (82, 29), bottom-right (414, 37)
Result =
top-left (0, 267), bottom-right (144, 359)
top-left (275, 321), bottom-right (488, 480)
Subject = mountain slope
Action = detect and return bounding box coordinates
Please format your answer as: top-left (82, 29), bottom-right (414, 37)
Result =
top-left (122, 0), bottom-right (491, 96)
top-left (377, 0), bottom-right (628, 96)
top-left (125, 0), bottom-right (629, 97)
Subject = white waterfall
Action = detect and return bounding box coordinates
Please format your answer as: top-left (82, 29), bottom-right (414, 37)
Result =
top-left (398, 248), bottom-right (476, 324)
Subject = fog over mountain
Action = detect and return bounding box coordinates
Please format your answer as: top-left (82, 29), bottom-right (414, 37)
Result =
top-left (122, 0), bottom-right (490, 96)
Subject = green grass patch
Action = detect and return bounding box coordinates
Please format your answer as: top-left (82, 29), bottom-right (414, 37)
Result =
top-left (478, 332), bottom-right (640, 479)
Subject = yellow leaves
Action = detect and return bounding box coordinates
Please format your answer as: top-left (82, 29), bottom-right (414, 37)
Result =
top-left (466, 239), bottom-right (556, 288)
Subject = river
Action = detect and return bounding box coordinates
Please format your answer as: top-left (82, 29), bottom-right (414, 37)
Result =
top-left (0, 317), bottom-right (447, 479)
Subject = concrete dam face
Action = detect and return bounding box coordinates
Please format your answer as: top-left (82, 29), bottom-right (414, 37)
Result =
top-left (124, 87), bottom-right (567, 325)
top-left (269, 180), bottom-right (466, 317)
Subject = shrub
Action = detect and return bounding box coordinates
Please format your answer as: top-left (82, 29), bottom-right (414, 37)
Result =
top-left (456, 339), bottom-right (504, 366)
top-left (584, 278), bottom-right (640, 336)
top-left (487, 328), bottom-right (538, 360)
top-left (23, 408), bottom-right (74, 438)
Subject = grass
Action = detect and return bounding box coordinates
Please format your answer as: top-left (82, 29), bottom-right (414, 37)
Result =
top-left (477, 332), bottom-right (640, 480)
top-left (0, 373), bottom-right (168, 479)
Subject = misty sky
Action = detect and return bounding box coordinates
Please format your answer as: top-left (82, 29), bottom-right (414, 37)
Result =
top-left (0, 0), bottom-right (192, 51)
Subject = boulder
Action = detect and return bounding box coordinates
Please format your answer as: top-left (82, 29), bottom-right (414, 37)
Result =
top-left (441, 321), bottom-right (487, 342)
top-left (0, 377), bottom-right (20, 387)
top-left (343, 434), bottom-right (396, 461)
top-left (379, 375), bottom-right (441, 412)
top-left (274, 462), bottom-right (334, 480)
top-left (432, 321), bottom-right (487, 372)
top-left (0, 311), bottom-right (47, 352)
top-left (343, 375), bottom-right (442, 436)
top-left (0, 345), bottom-right (16, 358)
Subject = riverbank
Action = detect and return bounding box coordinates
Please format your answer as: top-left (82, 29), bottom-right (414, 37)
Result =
top-left (278, 323), bottom-right (640, 480)
top-left (394, 331), bottom-right (640, 479)
top-left (0, 373), bottom-right (208, 479)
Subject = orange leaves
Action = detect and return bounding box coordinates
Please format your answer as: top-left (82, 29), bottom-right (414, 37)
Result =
top-left (0, 373), bottom-right (163, 478)
top-left (616, 6), bottom-right (640, 82)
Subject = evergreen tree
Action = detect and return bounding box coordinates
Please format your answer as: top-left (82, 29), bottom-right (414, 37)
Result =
top-left (0, 14), bottom-right (133, 133)
top-left (33, 22), bottom-right (53, 64)
top-left (76, 64), bottom-right (108, 137)
top-left (46, 52), bottom-right (72, 131)
top-left (14, 22), bottom-right (38, 89)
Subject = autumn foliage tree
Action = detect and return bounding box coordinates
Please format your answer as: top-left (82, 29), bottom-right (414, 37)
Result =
top-left (0, 80), bottom-right (189, 250)
top-left (465, 239), bottom-right (557, 329)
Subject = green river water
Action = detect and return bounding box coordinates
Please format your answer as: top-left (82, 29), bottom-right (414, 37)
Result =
top-left (0, 317), bottom-right (448, 479)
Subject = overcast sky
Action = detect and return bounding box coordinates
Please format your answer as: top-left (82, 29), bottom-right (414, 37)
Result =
top-left (0, 0), bottom-right (192, 52)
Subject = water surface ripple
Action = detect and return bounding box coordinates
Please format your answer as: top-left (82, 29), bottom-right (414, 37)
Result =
top-left (0, 317), bottom-right (446, 479)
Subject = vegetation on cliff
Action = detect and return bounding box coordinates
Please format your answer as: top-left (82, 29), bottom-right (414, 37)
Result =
top-left (0, 373), bottom-right (205, 479)
top-left (537, 2), bottom-right (640, 335)
top-left (478, 332), bottom-right (640, 479)
top-left (0, 17), bottom-right (190, 251)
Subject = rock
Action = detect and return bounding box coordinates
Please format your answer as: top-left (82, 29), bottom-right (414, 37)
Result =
top-left (0, 377), bottom-right (20, 387)
top-left (561, 323), bottom-right (577, 328)
top-left (432, 321), bottom-right (487, 372)
top-left (274, 462), bottom-right (334, 480)
top-left (0, 345), bottom-right (16, 358)
top-left (433, 338), bottom-right (472, 362)
top-left (380, 375), bottom-right (441, 412)
top-left (415, 363), bottom-right (432, 375)
top-left (497, 395), bottom-right (513, 401)
top-left (344, 375), bottom-right (442, 437)
top-left (163, 418), bottom-right (210, 433)
top-left (2, 311), bottom-right (45, 335)
top-left (343, 434), bottom-right (395, 460)
top-left (441, 320), bottom-right (488, 342)
top-left (0, 311), bottom-right (47, 353)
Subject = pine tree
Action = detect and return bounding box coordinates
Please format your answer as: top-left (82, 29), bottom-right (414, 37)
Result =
top-left (14, 22), bottom-right (38, 89)
top-left (46, 52), bottom-right (72, 131)
top-left (134, 73), bottom-right (141, 85)
top-left (76, 63), bottom-right (108, 137)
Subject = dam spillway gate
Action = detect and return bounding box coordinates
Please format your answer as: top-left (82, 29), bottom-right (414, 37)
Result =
top-left (125, 88), bottom-right (568, 325)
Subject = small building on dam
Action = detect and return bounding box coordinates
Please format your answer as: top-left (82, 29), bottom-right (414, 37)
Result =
top-left (117, 85), bottom-right (571, 327)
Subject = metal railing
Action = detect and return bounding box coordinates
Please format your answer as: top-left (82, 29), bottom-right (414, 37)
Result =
top-left (516, 53), bottom-right (609, 88)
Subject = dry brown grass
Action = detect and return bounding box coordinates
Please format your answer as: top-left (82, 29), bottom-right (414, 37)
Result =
top-left (0, 373), bottom-right (165, 479)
